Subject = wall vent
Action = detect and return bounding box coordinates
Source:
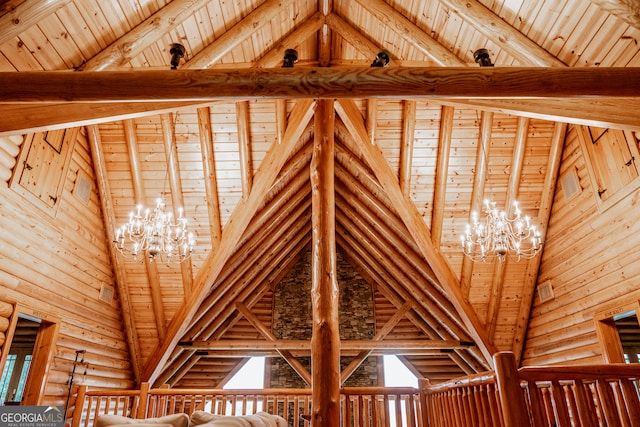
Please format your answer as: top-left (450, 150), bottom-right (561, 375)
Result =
top-left (560, 168), bottom-right (581, 201)
top-left (99, 283), bottom-right (114, 303)
top-left (74, 172), bottom-right (92, 205)
top-left (537, 280), bottom-right (554, 303)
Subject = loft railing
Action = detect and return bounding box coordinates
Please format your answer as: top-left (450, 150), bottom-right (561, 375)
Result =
top-left (69, 352), bottom-right (640, 427)
top-left (70, 384), bottom-right (422, 427)
top-left (421, 352), bottom-right (640, 427)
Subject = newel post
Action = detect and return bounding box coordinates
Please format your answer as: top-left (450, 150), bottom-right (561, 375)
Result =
top-left (494, 352), bottom-right (529, 427)
top-left (70, 385), bottom-right (87, 427)
top-left (136, 382), bottom-right (150, 419)
top-left (418, 378), bottom-right (431, 427)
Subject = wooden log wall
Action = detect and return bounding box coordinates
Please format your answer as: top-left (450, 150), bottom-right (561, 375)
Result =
top-left (522, 124), bottom-right (640, 366)
top-left (0, 300), bottom-right (15, 363)
top-left (0, 136), bottom-right (24, 185)
top-left (0, 128), bottom-right (134, 406)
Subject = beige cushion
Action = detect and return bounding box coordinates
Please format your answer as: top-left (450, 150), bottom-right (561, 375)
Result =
top-left (95, 413), bottom-right (189, 427)
top-left (190, 411), bottom-right (287, 427)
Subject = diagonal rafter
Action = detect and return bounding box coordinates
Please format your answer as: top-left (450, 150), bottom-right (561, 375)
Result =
top-left (439, 0), bottom-right (565, 67)
top-left (0, 0), bottom-right (72, 46)
top-left (236, 302), bottom-right (311, 385)
top-left (141, 99), bottom-right (316, 384)
top-left (335, 98), bottom-right (497, 364)
top-left (352, 0), bottom-right (465, 66)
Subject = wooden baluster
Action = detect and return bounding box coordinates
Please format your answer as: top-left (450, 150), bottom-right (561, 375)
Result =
top-left (525, 382), bottom-right (546, 427)
top-left (618, 379), bottom-right (640, 426)
top-left (394, 395), bottom-right (402, 427)
top-left (550, 381), bottom-right (571, 426)
top-left (596, 379), bottom-right (622, 427)
top-left (371, 395), bottom-right (379, 427)
top-left (487, 384), bottom-right (501, 426)
top-left (407, 394), bottom-right (416, 427)
top-left (572, 380), bottom-right (596, 427)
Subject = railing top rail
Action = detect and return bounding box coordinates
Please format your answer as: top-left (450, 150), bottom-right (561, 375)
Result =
top-left (340, 386), bottom-right (418, 395)
top-left (145, 388), bottom-right (312, 397)
top-left (422, 371), bottom-right (496, 393)
top-left (82, 386), bottom-right (420, 398)
top-left (518, 363), bottom-right (640, 381)
top-left (80, 390), bottom-right (142, 397)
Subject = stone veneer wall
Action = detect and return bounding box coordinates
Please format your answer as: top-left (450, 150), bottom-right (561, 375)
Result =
top-left (270, 249), bottom-right (377, 388)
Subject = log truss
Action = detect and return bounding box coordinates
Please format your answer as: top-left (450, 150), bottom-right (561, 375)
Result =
top-left (2, 0), bottom-right (640, 418)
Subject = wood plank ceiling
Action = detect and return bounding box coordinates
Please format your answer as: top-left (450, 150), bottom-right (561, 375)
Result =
top-left (1, 0), bottom-right (639, 386)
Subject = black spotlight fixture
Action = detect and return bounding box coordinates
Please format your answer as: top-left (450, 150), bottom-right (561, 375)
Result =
top-left (169, 43), bottom-right (186, 69)
top-left (282, 49), bottom-right (298, 68)
top-left (371, 50), bottom-right (390, 67)
top-left (473, 48), bottom-right (493, 67)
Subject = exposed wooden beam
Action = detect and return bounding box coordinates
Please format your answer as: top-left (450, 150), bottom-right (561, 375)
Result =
top-left (439, 0), bottom-right (565, 67)
top-left (5, 67), bottom-right (640, 102)
top-left (0, 101), bottom-right (210, 137)
top-left (140, 99), bottom-right (316, 385)
top-left (236, 302), bottom-right (311, 385)
top-left (335, 98), bottom-right (498, 365)
top-left (185, 0), bottom-right (297, 69)
top-left (235, 101), bottom-right (253, 198)
top-left (439, 98), bottom-right (640, 132)
top-left (160, 113), bottom-right (194, 299)
top-left (79, 0), bottom-right (213, 70)
top-left (123, 119), bottom-right (167, 341)
top-left (318, 0), bottom-right (333, 67)
top-left (512, 122), bottom-right (567, 363)
top-left (325, 13), bottom-right (385, 60)
top-left (0, 0), bottom-right (72, 47)
top-left (486, 117), bottom-right (529, 340)
top-left (353, 0), bottom-right (465, 66)
top-left (335, 223), bottom-right (486, 373)
top-left (588, 0), bottom-right (640, 32)
top-left (310, 98), bottom-right (340, 426)
top-left (4, 95), bottom-right (640, 138)
top-left (399, 100), bottom-right (416, 197)
top-left (460, 112), bottom-right (492, 298)
top-left (254, 12), bottom-right (325, 68)
top-left (184, 143), bottom-right (313, 339)
top-left (431, 106), bottom-right (454, 246)
top-left (196, 108), bottom-right (222, 246)
top-left (187, 339), bottom-right (470, 350)
top-left (86, 125), bottom-right (142, 383)
top-left (366, 99), bottom-right (377, 145)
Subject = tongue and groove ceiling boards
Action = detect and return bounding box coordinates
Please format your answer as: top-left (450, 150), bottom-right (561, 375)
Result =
top-left (1, 0), bottom-right (639, 386)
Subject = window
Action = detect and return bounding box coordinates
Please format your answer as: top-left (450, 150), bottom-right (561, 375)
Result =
top-left (383, 356), bottom-right (418, 427)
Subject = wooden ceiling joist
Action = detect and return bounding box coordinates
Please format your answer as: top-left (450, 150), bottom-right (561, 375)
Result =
top-left (187, 339), bottom-right (473, 351)
top-left (4, 67), bottom-right (639, 103)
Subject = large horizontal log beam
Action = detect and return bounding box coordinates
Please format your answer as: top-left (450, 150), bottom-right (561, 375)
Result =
top-left (2, 67), bottom-right (639, 103)
top-left (185, 339), bottom-right (472, 351)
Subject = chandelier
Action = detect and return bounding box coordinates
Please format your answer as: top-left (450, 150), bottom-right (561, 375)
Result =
top-left (114, 198), bottom-right (195, 263)
top-left (460, 199), bottom-right (543, 262)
